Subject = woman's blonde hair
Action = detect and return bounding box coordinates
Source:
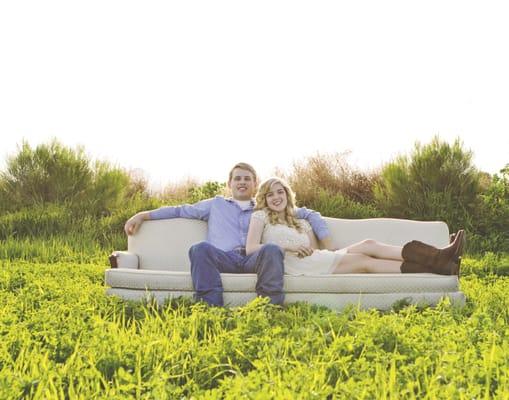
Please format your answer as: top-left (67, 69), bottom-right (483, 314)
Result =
top-left (255, 177), bottom-right (304, 232)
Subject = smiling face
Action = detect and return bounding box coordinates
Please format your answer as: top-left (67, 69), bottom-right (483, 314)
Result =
top-left (265, 182), bottom-right (288, 214)
top-left (228, 168), bottom-right (257, 200)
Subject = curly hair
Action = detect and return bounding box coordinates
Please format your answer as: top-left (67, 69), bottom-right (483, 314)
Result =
top-left (254, 177), bottom-right (304, 233)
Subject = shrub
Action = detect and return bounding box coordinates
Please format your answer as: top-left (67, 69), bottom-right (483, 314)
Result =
top-left (0, 139), bottom-right (138, 217)
top-left (469, 165), bottom-right (509, 253)
top-left (298, 190), bottom-right (383, 219)
top-left (282, 152), bottom-right (381, 207)
top-left (374, 136), bottom-right (480, 232)
top-left (188, 181), bottom-right (227, 203)
top-left (158, 178), bottom-right (201, 204)
top-left (0, 139), bottom-right (92, 211)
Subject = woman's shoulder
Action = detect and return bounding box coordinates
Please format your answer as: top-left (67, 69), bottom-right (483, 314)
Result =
top-left (251, 209), bottom-right (269, 222)
top-left (298, 219), bottom-right (313, 232)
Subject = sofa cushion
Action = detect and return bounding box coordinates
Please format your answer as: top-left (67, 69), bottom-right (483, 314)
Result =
top-left (105, 269), bottom-right (460, 294)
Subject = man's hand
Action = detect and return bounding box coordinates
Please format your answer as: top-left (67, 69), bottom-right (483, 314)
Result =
top-left (124, 212), bottom-right (149, 236)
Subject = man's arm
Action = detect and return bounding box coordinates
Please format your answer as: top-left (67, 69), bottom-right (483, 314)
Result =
top-left (295, 206), bottom-right (331, 242)
top-left (124, 198), bottom-right (214, 236)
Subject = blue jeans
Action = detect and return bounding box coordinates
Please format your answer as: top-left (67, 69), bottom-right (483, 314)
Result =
top-left (188, 241), bottom-right (285, 306)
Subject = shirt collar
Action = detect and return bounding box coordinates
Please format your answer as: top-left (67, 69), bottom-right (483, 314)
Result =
top-left (226, 197), bottom-right (256, 208)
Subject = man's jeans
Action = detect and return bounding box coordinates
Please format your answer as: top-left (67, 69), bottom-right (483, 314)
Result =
top-left (189, 241), bottom-right (285, 306)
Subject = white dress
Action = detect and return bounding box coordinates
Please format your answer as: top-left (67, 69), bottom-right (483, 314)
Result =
top-left (251, 210), bottom-right (347, 275)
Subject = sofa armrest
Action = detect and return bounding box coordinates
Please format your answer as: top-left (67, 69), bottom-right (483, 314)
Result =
top-left (108, 251), bottom-right (139, 269)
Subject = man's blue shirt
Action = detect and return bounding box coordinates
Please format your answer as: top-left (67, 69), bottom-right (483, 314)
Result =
top-left (149, 196), bottom-right (330, 252)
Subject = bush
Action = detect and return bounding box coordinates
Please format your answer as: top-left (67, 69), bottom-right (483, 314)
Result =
top-left (0, 139), bottom-right (139, 217)
top-left (374, 136), bottom-right (480, 232)
top-left (188, 181), bottom-right (226, 203)
top-left (469, 165), bottom-right (509, 253)
top-left (0, 140), bottom-right (92, 211)
top-left (283, 152), bottom-right (381, 207)
top-left (299, 190), bottom-right (383, 219)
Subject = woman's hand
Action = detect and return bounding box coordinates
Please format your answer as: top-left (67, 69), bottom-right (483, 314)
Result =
top-left (288, 245), bottom-right (314, 258)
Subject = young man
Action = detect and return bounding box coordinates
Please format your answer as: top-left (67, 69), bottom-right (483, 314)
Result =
top-left (124, 162), bottom-right (331, 306)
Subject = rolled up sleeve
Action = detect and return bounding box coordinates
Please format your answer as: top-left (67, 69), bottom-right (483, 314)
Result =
top-left (295, 207), bottom-right (330, 240)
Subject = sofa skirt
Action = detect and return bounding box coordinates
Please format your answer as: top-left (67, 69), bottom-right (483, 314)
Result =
top-left (106, 287), bottom-right (466, 311)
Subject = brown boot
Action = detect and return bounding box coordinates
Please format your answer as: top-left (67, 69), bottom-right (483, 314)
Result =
top-left (400, 261), bottom-right (433, 273)
top-left (401, 260), bottom-right (460, 275)
top-left (401, 230), bottom-right (465, 275)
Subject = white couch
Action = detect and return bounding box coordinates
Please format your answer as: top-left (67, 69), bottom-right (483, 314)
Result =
top-left (105, 217), bottom-right (466, 310)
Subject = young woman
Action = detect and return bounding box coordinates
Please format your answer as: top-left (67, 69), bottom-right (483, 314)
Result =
top-left (246, 177), bottom-right (464, 275)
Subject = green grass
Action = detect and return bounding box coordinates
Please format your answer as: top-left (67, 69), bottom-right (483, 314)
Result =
top-left (1, 255), bottom-right (509, 398)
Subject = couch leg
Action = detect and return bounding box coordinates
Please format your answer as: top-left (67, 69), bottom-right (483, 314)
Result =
top-left (108, 253), bottom-right (118, 268)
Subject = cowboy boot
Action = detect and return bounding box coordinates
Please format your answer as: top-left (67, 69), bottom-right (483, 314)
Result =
top-left (400, 261), bottom-right (433, 273)
top-left (401, 230), bottom-right (465, 275)
top-left (401, 259), bottom-right (460, 275)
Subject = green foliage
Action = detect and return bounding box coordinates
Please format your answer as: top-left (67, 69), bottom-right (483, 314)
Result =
top-left (188, 181), bottom-right (226, 203)
top-left (460, 253), bottom-right (509, 277)
top-left (0, 203), bottom-right (71, 240)
top-left (0, 139), bottom-right (133, 216)
top-left (374, 136), bottom-right (480, 233)
top-left (0, 139), bottom-right (91, 210)
top-left (302, 190), bottom-right (383, 219)
top-left (1, 260), bottom-right (509, 398)
top-left (1, 137), bottom-right (508, 252)
top-left (469, 166), bottom-right (509, 253)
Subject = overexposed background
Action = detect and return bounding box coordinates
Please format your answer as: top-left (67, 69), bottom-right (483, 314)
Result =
top-left (1, 1), bottom-right (508, 190)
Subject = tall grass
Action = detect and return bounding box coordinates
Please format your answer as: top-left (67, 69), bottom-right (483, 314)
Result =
top-left (1, 259), bottom-right (508, 398)
top-left (0, 236), bottom-right (115, 264)
top-left (282, 152), bottom-right (380, 206)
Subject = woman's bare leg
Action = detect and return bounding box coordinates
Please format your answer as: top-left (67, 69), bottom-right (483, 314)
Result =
top-left (332, 253), bottom-right (402, 274)
top-left (345, 239), bottom-right (403, 261)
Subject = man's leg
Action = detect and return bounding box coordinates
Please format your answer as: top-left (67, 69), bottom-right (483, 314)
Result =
top-left (243, 243), bottom-right (285, 305)
top-left (189, 241), bottom-right (242, 306)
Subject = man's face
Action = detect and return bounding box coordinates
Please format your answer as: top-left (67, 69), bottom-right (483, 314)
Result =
top-left (228, 168), bottom-right (256, 200)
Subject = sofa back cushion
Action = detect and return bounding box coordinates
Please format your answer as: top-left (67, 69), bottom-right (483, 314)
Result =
top-left (129, 219), bottom-right (206, 271)
top-left (325, 217), bottom-right (449, 250)
top-left (128, 217), bottom-right (450, 271)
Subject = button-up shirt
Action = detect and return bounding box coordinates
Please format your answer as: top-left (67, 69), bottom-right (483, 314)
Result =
top-left (149, 196), bottom-right (330, 252)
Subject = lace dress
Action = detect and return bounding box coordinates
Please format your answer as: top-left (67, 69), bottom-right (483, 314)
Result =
top-left (251, 210), bottom-right (347, 275)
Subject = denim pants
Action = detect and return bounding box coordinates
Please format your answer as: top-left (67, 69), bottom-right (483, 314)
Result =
top-left (188, 241), bottom-right (285, 306)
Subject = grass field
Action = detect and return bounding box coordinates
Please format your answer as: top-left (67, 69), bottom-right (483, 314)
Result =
top-left (1, 253), bottom-right (509, 399)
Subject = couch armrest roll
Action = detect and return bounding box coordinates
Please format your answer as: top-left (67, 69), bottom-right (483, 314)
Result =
top-left (108, 251), bottom-right (139, 269)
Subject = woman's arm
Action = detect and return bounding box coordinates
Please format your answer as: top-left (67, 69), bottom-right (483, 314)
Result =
top-left (318, 236), bottom-right (337, 251)
top-left (307, 230), bottom-right (320, 250)
top-left (246, 215), bottom-right (267, 255)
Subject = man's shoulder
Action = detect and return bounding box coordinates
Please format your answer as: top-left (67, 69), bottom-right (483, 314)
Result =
top-left (208, 195), bottom-right (234, 208)
top-left (206, 195), bottom-right (228, 203)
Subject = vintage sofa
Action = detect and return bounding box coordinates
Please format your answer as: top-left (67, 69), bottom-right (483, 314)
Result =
top-left (105, 217), bottom-right (466, 311)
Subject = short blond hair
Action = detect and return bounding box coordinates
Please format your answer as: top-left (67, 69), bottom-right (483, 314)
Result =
top-left (255, 177), bottom-right (303, 232)
top-left (228, 162), bottom-right (258, 184)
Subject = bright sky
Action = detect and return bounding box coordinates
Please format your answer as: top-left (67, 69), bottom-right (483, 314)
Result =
top-left (1, 1), bottom-right (508, 191)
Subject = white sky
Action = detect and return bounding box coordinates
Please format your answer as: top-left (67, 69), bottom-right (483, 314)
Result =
top-left (1, 1), bottom-right (508, 191)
